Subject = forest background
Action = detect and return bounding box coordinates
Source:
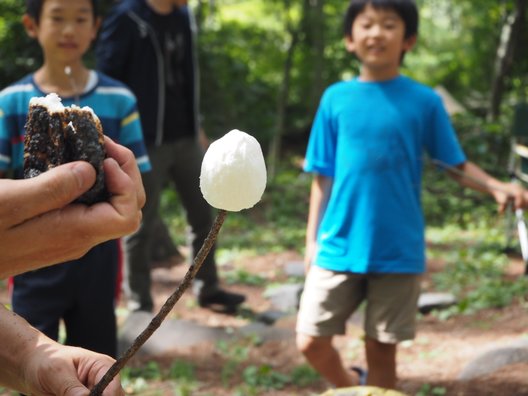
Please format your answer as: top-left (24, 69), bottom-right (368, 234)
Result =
top-left (0, 0), bottom-right (528, 394)
top-left (0, 0), bottom-right (527, 218)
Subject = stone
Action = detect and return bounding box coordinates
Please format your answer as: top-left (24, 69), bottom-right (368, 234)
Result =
top-left (417, 292), bottom-right (457, 314)
top-left (118, 311), bottom-right (230, 357)
top-left (285, 261), bottom-right (305, 278)
top-left (264, 283), bottom-right (304, 312)
top-left (458, 339), bottom-right (528, 380)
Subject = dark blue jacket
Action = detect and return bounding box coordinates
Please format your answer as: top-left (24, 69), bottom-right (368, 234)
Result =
top-left (96, 0), bottom-right (200, 146)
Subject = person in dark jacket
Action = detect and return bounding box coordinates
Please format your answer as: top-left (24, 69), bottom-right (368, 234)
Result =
top-left (96, 0), bottom-right (245, 313)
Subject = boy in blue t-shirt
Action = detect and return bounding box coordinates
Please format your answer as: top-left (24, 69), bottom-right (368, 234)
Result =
top-left (0, 0), bottom-right (150, 358)
top-left (296, 0), bottom-right (528, 390)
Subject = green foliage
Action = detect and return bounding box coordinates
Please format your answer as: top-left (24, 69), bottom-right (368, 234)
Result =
top-left (223, 268), bottom-right (267, 286)
top-left (416, 383), bottom-right (448, 396)
top-left (423, 112), bottom-right (512, 228)
top-left (427, 225), bottom-right (528, 319)
top-left (122, 361), bottom-right (163, 381)
top-left (0, 0), bottom-right (41, 88)
top-left (121, 362), bottom-right (162, 394)
top-left (168, 360), bottom-right (196, 382)
top-left (120, 360), bottom-right (199, 395)
top-left (289, 364), bottom-right (321, 387)
top-left (242, 364), bottom-right (290, 390)
top-left (216, 336), bottom-right (257, 386)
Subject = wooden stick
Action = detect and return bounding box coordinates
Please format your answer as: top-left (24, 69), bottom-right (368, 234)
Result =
top-left (89, 209), bottom-right (228, 396)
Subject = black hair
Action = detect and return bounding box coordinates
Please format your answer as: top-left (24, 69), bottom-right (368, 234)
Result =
top-left (26, 0), bottom-right (100, 24)
top-left (343, 0), bottom-right (419, 39)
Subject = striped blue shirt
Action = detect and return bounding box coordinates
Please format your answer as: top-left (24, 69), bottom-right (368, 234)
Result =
top-left (0, 71), bottom-right (151, 176)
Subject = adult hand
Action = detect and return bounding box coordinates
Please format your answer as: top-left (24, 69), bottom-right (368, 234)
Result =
top-left (23, 341), bottom-right (124, 396)
top-left (0, 137), bottom-right (146, 278)
top-left (0, 306), bottom-right (123, 396)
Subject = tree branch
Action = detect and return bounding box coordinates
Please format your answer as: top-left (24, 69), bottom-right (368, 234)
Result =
top-left (89, 209), bottom-right (228, 396)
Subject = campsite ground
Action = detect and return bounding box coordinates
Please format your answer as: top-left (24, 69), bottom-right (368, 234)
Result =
top-left (119, 249), bottom-right (528, 396)
top-left (1, 249), bottom-right (527, 395)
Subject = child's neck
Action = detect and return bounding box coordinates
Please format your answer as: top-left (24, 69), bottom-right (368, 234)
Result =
top-left (34, 62), bottom-right (90, 99)
top-left (147, 0), bottom-right (177, 14)
top-left (358, 66), bottom-right (400, 82)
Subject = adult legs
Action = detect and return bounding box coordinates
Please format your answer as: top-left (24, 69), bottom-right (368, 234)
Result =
top-left (168, 138), bottom-right (244, 308)
top-left (124, 146), bottom-right (165, 312)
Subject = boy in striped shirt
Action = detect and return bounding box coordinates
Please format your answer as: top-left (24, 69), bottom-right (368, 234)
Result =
top-left (0, 0), bottom-right (150, 358)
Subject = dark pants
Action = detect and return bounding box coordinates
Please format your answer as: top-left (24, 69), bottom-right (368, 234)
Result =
top-left (125, 137), bottom-right (219, 311)
top-left (12, 240), bottom-right (119, 357)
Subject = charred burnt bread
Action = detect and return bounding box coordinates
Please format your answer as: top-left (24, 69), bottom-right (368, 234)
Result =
top-left (24, 93), bottom-right (107, 204)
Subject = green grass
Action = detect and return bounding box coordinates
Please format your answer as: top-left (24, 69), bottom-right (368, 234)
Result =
top-left (426, 224), bottom-right (528, 318)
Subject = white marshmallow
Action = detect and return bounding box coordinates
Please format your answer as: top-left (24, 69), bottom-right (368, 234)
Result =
top-left (200, 129), bottom-right (267, 212)
top-left (29, 93), bottom-right (65, 114)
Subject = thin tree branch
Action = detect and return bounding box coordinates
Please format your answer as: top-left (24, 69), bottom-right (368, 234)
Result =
top-left (89, 209), bottom-right (228, 396)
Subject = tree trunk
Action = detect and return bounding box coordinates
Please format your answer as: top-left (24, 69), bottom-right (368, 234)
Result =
top-left (310, 0), bottom-right (325, 110)
top-left (267, 3), bottom-right (301, 181)
top-left (489, 0), bottom-right (527, 120)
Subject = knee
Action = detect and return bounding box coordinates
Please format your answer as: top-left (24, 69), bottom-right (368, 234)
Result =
top-left (296, 333), bottom-right (329, 358)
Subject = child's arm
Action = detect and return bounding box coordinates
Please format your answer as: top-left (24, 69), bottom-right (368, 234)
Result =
top-left (305, 174), bottom-right (333, 272)
top-left (447, 161), bottom-right (528, 212)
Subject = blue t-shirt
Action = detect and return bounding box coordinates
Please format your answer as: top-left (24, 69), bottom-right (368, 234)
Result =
top-left (304, 75), bottom-right (466, 274)
top-left (0, 71), bottom-right (151, 176)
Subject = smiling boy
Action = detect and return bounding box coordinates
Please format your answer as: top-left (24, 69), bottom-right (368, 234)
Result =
top-left (0, 0), bottom-right (150, 358)
top-left (296, 0), bottom-right (528, 390)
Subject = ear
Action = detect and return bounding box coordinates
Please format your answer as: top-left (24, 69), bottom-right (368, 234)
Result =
top-left (344, 35), bottom-right (355, 54)
top-left (91, 16), bottom-right (102, 40)
top-left (402, 34), bottom-right (417, 52)
top-left (22, 14), bottom-right (39, 39)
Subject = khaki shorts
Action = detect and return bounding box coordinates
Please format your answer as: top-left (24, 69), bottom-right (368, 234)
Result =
top-left (296, 265), bottom-right (421, 344)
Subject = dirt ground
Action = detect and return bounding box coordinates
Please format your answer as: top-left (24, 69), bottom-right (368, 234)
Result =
top-left (1, 250), bottom-right (528, 395)
top-left (132, 250), bottom-right (528, 396)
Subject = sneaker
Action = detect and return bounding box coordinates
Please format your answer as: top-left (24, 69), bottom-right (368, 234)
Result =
top-left (198, 289), bottom-right (246, 313)
top-left (350, 366), bottom-right (368, 385)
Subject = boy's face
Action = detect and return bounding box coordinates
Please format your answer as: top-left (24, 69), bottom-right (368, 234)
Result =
top-left (345, 4), bottom-right (416, 80)
top-left (23, 0), bottom-right (100, 66)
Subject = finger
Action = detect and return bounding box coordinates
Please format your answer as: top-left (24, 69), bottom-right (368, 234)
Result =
top-left (64, 383), bottom-right (90, 396)
top-left (44, 368), bottom-right (90, 396)
top-left (3, 204), bottom-right (95, 271)
top-left (102, 376), bottom-right (126, 396)
top-left (0, 162), bottom-right (95, 227)
top-left (103, 157), bottom-right (142, 222)
top-left (104, 137), bottom-right (146, 208)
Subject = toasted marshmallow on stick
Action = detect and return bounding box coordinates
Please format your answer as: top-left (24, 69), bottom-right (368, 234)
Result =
top-left (200, 129), bottom-right (267, 212)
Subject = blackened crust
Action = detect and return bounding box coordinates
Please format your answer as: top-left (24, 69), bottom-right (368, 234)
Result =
top-left (23, 104), bottom-right (107, 204)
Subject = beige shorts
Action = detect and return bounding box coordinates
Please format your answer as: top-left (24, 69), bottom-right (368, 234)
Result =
top-left (296, 265), bottom-right (421, 344)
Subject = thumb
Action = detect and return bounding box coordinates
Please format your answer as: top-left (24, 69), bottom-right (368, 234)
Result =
top-left (8, 162), bottom-right (96, 226)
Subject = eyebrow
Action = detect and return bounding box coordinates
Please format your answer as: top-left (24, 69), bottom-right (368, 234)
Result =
top-left (357, 14), bottom-right (400, 22)
top-left (47, 6), bottom-right (92, 14)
